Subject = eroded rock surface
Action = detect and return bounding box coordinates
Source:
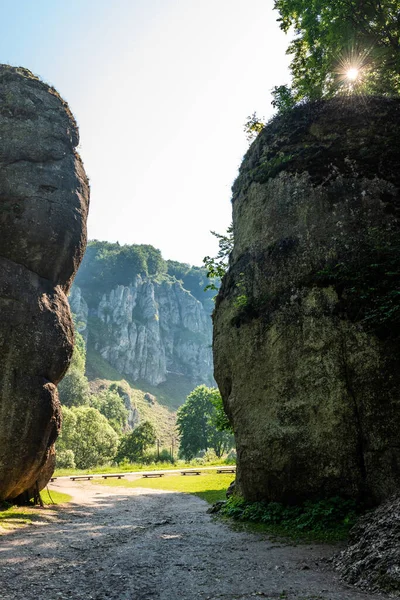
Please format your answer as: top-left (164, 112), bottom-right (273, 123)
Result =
top-left (0, 65), bottom-right (89, 501)
top-left (213, 97), bottom-right (400, 505)
top-left (335, 494), bottom-right (400, 594)
top-left (72, 276), bottom-right (213, 387)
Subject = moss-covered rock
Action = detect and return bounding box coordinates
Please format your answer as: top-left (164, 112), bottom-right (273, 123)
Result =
top-left (213, 97), bottom-right (400, 505)
top-left (0, 65), bottom-right (89, 501)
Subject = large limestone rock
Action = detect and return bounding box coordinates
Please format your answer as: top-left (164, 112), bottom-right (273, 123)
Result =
top-left (72, 275), bottom-right (213, 387)
top-left (0, 66), bottom-right (89, 501)
top-left (213, 97), bottom-right (400, 505)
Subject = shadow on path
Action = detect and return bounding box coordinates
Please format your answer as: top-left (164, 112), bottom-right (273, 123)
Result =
top-left (0, 483), bottom-right (385, 600)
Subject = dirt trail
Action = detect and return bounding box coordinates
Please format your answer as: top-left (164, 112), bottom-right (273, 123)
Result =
top-left (0, 480), bottom-right (386, 600)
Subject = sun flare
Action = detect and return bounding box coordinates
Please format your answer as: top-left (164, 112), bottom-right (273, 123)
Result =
top-left (346, 67), bottom-right (359, 81)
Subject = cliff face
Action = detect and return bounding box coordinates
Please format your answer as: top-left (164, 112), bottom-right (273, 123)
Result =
top-left (213, 97), bottom-right (400, 506)
top-left (0, 66), bottom-right (89, 501)
top-left (70, 275), bottom-right (213, 387)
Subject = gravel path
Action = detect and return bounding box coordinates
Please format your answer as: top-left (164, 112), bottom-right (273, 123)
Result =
top-left (0, 480), bottom-right (387, 600)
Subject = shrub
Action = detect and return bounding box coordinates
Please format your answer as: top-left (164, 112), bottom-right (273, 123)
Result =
top-left (221, 496), bottom-right (359, 540)
top-left (55, 449), bottom-right (76, 469)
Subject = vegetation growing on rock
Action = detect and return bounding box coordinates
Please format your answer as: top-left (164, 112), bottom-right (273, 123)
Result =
top-left (213, 97), bottom-right (400, 506)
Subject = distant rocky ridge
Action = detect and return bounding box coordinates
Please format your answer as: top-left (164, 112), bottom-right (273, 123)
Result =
top-left (69, 274), bottom-right (214, 388)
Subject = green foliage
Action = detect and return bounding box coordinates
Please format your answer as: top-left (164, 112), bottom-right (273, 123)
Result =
top-left (221, 495), bottom-right (358, 541)
top-left (115, 421), bottom-right (157, 463)
top-left (58, 368), bottom-right (90, 408)
top-left (203, 224), bottom-right (234, 291)
top-left (273, 0), bottom-right (400, 106)
top-left (55, 449), bottom-right (76, 469)
top-left (90, 388), bottom-right (129, 434)
top-left (177, 385), bottom-right (234, 460)
top-left (75, 240), bottom-right (167, 306)
top-left (75, 240), bottom-right (214, 311)
top-left (166, 261), bottom-right (215, 308)
top-left (58, 330), bottom-right (90, 407)
top-left (243, 112), bottom-right (266, 142)
top-left (209, 391), bottom-right (233, 433)
top-left (56, 406), bottom-right (119, 469)
top-left (271, 84), bottom-right (296, 113)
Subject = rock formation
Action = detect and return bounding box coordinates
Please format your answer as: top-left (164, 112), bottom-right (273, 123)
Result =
top-left (71, 275), bottom-right (213, 387)
top-left (0, 66), bottom-right (89, 501)
top-left (213, 97), bottom-right (400, 505)
top-left (334, 494), bottom-right (400, 594)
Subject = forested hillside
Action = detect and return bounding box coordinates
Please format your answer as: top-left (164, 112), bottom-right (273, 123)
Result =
top-left (74, 240), bottom-right (214, 312)
top-left (60, 240), bottom-right (217, 464)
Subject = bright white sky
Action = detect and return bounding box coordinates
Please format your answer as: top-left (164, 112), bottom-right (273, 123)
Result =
top-left (1, 0), bottom-right (291, 265)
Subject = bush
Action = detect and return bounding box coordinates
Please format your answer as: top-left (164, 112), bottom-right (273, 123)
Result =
top-left (221, 496), bottom-right (359, 540)
top-left (115, 421), bottom-right (157, 463)
top-left (55, 449), bottom-right (76, 469)
top-left (56, 406), bottom-right (119, 469)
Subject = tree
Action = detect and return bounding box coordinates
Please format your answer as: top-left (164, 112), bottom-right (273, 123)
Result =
top-left (177, 386), bottom-right (233, 460)
top-left (273, 0), bottom-right (400, 106)
top-left (56, 406), bottom-right (119, 469)
top-left (58, 330), bottom-right (90, 407)
top-left (90, 388), bottom-right (129, 434)
top-left (115, 421), bottom-right (157, 463)
top-left (203, 224), bottom-right (233, 291)
top-left (209, 392), bottom-right (233, 433)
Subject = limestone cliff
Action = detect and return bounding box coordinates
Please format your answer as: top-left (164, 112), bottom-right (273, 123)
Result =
top-left (70, 275), bottom-right (213, 388)
top-left (0, 66), bottom-right (89, 501)
top-left (213, 97), bottom-right (400, 506)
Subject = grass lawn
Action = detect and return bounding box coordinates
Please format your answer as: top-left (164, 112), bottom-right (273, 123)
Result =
top-left (0, 490), bottom-right (72, 532)
top-left (93, 472), bottom-right (234, 504)
top-left (54, 460), bottom-right (235, 477)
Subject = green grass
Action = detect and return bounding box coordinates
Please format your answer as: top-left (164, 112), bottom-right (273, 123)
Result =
top-left (54, 459), bottom-right (234, 477)
top-left (132, 373), bottom-right (197, 410)
top-left (40, 489), bottom-right (72, 505)
top-left (0, 490), bottom-right (72, 531)
top-left (86, 343), bottom-right (125, 381)
top-left (92, 472), bottom-right (234, 504)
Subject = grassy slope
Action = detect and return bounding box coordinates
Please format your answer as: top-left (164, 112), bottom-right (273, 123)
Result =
top-left (85, 344), bottom-right (198, 446)
top-left (93, 472), bottom-right (233, 504)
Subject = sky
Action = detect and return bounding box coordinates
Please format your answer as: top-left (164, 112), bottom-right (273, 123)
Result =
top-left (0, 0), bottom-right (291, 266)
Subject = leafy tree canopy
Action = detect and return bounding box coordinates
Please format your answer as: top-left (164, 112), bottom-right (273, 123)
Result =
top-left (56, 406), bottom-right (119, 469)
top-left (177, 385), bottom-right (233, 460)
top-left (203, 225), bottom-right (233, 291)
top-left (75, 241), bottom-right (167, 305)
top-left (90, 388), bottom-right (129, 434)
top-left (58, 329), bottom-right (90, 408)
top-left (115, 421), bottom-right (157, 463)
top-left (273, 0), bottom-right (400, 107)
top-left (75, 240), bottom-right (214, 309)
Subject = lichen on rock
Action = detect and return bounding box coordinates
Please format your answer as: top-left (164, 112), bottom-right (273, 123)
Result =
top-left (213, 96), bottom-right (400, 506)
top-left (0, 65), bottom-right (89, 501)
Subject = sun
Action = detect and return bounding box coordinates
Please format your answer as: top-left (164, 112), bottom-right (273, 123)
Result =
top-left (346, 67), bottom-right (359, 81)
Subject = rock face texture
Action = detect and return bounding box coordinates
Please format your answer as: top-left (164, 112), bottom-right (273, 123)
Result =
top-left (0, 66), bottom-right (89, 501)
top-left (335, 494), bottom-right (400, 594)
top-left (213, 97), bottom-right (400, 505)
top-left (72, 276), bottom-right (213, 386)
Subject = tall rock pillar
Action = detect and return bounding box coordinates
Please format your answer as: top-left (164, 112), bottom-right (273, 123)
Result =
top-left (214, 97), bottom-right (400, 505)
top-left (0, 66), bottom-right (89, 501)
